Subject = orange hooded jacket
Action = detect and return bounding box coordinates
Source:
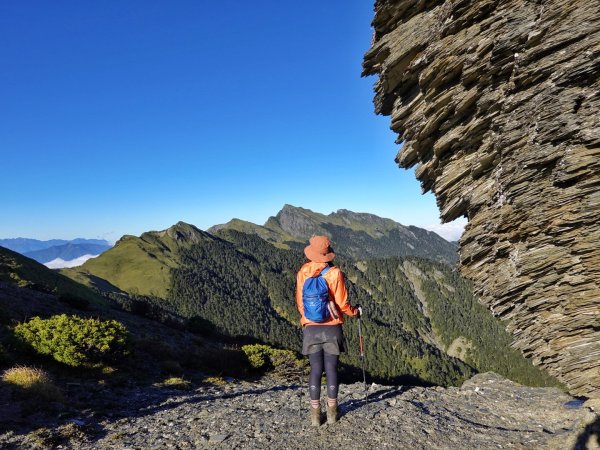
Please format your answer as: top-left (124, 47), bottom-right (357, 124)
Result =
top-left (296, 261), bottom-right (359, 326)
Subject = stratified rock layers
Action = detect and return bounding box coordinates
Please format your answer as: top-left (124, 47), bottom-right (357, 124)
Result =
top-left (364, 0), bottom-right (600, 398)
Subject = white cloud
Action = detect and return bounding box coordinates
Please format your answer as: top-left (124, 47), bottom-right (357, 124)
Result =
top-left (45, 254), bottom-right (99, 269)
top-left (423, 219), bottom-right (467, 242)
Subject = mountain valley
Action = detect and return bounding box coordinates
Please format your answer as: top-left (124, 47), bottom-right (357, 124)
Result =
top-left (59, 206), bottom-right (555, 387)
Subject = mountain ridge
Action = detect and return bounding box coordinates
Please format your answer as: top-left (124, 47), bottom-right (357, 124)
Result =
top-left (210, 204), bottom-right (459, 265)
top-left (69, 222), bottom-right (216, 298)
top-left (79, 205), bottom-right (458, 299)
top-left (0, 238), bottom-right (110, 254)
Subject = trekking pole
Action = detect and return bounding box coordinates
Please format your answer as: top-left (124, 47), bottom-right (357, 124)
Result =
top-left (357, 308), bottom-right (368, 404)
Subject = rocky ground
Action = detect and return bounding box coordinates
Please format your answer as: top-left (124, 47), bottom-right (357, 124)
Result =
top-left (1, 372), bottom-right (599, 449)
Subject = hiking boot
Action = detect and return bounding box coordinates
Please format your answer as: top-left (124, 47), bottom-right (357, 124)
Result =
top-left (326, 404), bottom-right (339, 424)
top-left (310, 406), bottom-right (321, 426)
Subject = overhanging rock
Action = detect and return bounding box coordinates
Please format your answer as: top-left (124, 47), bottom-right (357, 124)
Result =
top-left (363, 0), bottom-right (600, 398)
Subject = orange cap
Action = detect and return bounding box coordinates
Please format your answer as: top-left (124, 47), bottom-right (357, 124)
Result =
top-left (304, 235), bottom-right (335, 262)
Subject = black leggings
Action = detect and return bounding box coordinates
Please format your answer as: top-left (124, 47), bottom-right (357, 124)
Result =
top-left (308, 350), bottom-right (339, 400)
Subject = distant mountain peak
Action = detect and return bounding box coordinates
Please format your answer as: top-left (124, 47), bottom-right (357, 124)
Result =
top-left (275, 204), bottom-right (319, 220)
top-left (115, 235), bottom-right (137, 245)
top-left (270, 204), bottom-right (326, 239)
top-left (211, 205), bottom-right (458, 265)
top-left (163, 221), bottom-right (208, 243)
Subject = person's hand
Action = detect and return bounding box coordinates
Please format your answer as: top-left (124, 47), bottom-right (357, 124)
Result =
top-left (356, 304), bottom-right (362, 318)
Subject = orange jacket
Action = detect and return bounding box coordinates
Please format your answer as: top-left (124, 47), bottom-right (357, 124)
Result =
top-left (296, 261), bottom-right (358, 326)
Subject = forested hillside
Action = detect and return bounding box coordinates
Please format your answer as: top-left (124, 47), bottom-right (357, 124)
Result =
top-left (60, 215), bottom-right (558, 388)
top-left (166, 230), bottom-right (557, 387)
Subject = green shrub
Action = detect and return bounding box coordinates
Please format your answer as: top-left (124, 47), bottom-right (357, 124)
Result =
top-left (203, 375), bottom-right (227, 385)
top-left (241, 344), bottom-right (307, 378)
top-left (242, 344), bottom-right (271, 370)
top-left (25, 423), bottom-right (86, 448)
top-left (14, 314), bottom-right (129, 367)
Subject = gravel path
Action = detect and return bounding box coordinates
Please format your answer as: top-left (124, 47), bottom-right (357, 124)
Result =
top-left (1, 373), bottom-right (598, 449)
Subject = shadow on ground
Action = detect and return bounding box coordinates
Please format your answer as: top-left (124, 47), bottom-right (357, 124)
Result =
top-left (573, 414), bottom-right (600, 450)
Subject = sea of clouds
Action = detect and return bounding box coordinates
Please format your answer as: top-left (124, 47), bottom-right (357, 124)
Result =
top-left (44, 254), bottom-right (99, 269)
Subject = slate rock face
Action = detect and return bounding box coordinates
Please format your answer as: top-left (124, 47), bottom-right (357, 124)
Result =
top-left (363, 0), bottom-right (600, 398)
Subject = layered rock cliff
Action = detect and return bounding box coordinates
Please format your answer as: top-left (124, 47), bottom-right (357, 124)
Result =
top-left (363, 0), bottom-right (600, 398)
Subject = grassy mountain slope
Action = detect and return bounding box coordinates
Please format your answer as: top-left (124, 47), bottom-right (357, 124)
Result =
top-left (65, 222), bottom-right (215, 298)
top-left (0, 246), bottom-right (111, 309)
top-left (208, 218), bottom-right (296, 249)
top-left (210, 205), bottom-right (458, 265)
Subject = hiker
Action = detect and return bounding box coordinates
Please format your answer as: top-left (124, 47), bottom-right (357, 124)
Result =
top-left (296, 235), bottom-right (361, 426)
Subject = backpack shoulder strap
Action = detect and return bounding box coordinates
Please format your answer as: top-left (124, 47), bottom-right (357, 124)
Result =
top-left (319, 265), bottom-right (332, 276)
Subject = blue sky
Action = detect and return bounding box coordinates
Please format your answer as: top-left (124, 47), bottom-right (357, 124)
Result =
top-left (0, 1), bottom-right (466, 242)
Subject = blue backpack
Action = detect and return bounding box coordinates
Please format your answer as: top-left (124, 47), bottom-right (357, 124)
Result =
top-left (302, 265), bottom-right (332, 322)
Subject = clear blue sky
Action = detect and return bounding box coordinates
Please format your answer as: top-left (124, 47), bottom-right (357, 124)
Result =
top-left (0, 1), bottom-right (466, 242)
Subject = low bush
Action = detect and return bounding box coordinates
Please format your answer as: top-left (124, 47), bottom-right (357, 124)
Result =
top-left (2, 366), bottom-right (62, 401)
top-left (14, 314), bottom-right (129, 367)
top-left (203, 376), bottom-right (227, 385)
top-left (242, 344), bottom-right (271, 370)
top-left (241, 344), bottom-right (307, 378)
top-left (26, 423), bottom-right (86, 448)
top-left (162, 377), bottom-right (192, 390)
